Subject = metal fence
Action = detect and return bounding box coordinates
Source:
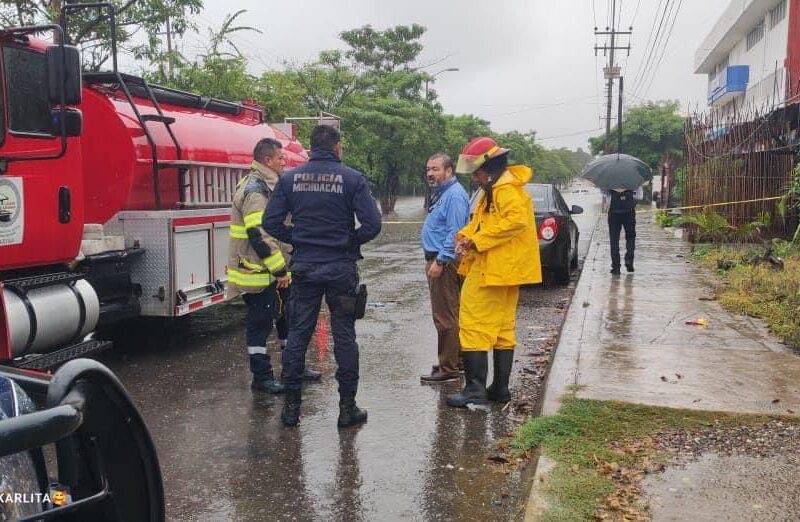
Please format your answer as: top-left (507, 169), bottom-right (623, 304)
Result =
top-left (683, 103), bottom-right (799, 237)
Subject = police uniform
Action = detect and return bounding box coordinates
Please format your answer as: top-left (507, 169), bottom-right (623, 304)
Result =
top-left (263, 148), bottom-right (382, 424)
top-left (607, 188), bottom-right (640, 273)
top-left (227, 161), bottom-right (287, 392)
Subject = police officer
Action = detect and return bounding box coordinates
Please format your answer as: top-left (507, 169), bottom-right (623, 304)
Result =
top-left (607, 186), bottom-right (643, 274)
top-left (263, 124), bottom-right (382, 428)
top-left (227, 138), bottom-right (289, 394)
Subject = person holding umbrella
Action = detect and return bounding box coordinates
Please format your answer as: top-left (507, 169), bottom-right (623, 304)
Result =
top-left (607, 186), bottom-right (642, 274)
top-left (581, 153), bottom-right (652, 275)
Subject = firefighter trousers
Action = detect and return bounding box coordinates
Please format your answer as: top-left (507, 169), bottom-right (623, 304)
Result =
top-left (282, 261), bottom-right (360, 393)
top-left (242, 287), bottom-right (277, 380)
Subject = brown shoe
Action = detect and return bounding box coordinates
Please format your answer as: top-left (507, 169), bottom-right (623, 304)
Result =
top-left (432, 364), bottom-right (465, 375)
top-left (421, 369), bottom-right (461, 383)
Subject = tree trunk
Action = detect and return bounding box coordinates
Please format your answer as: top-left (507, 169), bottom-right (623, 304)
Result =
top-left (379, 163), bottom-right (400, 214)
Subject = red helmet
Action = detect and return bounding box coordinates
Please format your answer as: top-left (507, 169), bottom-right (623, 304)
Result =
top-left (455, 137), bottom-right (510, 174)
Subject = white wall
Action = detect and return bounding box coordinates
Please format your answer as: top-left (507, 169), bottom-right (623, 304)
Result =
top-left (707, 1), bottom-right (789, 112)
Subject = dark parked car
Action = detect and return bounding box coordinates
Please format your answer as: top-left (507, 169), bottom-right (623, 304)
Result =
top-left (525, 184), bottom-right (583, 284)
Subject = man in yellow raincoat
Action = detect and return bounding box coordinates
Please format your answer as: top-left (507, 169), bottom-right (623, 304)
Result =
top-left (448, 137), bottom-right (542, 408)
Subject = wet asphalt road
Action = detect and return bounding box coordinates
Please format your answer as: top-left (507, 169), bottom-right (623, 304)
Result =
top-left (99, 184), bottom-right (602, 521)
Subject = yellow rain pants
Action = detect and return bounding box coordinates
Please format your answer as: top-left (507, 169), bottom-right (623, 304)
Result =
top-left (458, 267), bottom-right (520, 352)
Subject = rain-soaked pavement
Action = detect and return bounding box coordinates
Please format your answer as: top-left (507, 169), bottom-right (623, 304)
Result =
top-left (97, 186), bottom-right (601, 521)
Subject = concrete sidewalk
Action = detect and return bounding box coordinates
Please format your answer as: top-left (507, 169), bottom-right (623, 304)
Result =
top-left (542, 210), bottom-right (800, 417)
top-left (526, 209), bottom-right (800, 521)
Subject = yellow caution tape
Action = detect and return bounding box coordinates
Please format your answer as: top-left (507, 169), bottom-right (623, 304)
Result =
top-left (657, 195), bottom-right (784, 213)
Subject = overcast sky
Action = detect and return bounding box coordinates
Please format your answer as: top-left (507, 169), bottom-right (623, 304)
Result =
top-left (181, 0), bottom-right (730, 151)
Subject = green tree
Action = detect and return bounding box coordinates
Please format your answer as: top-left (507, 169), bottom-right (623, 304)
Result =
top-left (0, 0), bottom-right (203, 71)
top-left (589, 101), bottom-right (685, 170)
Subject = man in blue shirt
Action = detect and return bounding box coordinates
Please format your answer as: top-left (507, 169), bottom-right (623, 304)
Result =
top-left (420, 153), bottom-right (470, 383)
top-left (264, 125), bottom-right (382, 428)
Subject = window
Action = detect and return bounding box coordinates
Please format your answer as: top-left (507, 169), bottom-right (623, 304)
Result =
top-left (715, 55), bottom-right (730, 77)
top-left (770, 0), bottom-right (787, 28)
top-left (3, 46), bottom-right (52, 135)
top-left (746, 19), bottom-right (765, 50)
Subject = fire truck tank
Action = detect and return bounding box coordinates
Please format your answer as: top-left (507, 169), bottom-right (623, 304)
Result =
top-left (79, 82), bottom-right (308, 225)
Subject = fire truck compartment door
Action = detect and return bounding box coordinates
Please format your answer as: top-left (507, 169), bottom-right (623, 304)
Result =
top-left (173, 228), bottom-right (211, 295)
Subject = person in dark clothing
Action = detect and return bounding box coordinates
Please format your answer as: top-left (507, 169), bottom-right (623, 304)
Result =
top-left (607, 187), bottom-right (643, 274)
top-left (263, 124), bottom-right (382, 428)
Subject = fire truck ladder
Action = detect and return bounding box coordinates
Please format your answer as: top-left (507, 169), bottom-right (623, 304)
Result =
top-left (83, 72), bottom-right (182, 210)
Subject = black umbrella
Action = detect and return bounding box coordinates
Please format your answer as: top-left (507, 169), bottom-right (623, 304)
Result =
top-left (581, 153), bottom-right (652, 191)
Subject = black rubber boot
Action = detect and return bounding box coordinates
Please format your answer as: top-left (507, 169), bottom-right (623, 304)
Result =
top-left (486, 350), bottom-right (513, 403)
top-left (337, 393), bottom-right (368, 428)
top-left (251, 377), bottom-right (285, 394)
top-left (250, 353), bottom-right (284, 394)
top-left (281, 390), bottom-right (302, 427)
top-left (446, 351), bottom-right (488, 408)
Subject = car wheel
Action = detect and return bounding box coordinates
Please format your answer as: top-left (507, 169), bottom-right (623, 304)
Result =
top-left (554, 246), bottom-right (571, 285)
top-left (570, 231), bottom-right (580, 269)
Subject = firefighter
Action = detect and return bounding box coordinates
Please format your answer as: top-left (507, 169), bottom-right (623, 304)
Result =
top-left (449, 137), bottom-right (542, 408)
top-left (263, 124), bottom-right (382, 428)
top-left (227, 138), bottom-right (290, 394)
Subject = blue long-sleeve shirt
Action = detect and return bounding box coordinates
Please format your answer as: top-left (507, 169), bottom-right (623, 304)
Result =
top-left (421, 178), bottom-right (469, 263)
top-left (263, 149), bottom-right (382, 264)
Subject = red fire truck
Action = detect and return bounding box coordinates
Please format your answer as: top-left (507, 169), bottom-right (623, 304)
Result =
top-left (0, 9), bottom-right (309, 371)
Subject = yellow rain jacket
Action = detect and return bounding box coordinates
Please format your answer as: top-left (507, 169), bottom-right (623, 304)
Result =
top-left (457, 165), bottom-right (542, 286)
top-left (226, 161), bottom-right (287, 297)
top-left (457, 165), bottom-right (541, 350)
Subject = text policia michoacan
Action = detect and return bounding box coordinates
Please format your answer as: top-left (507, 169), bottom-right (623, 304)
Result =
top-left (292, 173), bottom-right (344, 194)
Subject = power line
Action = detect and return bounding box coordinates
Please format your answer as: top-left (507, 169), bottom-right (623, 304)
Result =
top-left (629, 0), bottom-right (666, 89)
top-left (638, 0), bottom-right (684, 99)
top-left (631, 0), bottom-right (673, 97)
top-left (536, 127), bottom-right (604, 141)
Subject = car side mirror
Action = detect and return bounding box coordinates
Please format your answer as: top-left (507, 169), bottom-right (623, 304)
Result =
top-left (570, 205), bottom-right (584, 215)
top-left (46, 45), bottom-right (82, 105)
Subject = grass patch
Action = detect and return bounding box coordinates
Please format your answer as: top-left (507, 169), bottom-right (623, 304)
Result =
top-left (513, 398), bottom-right (783, 521)
top-left (692, 243), bottom-right (800, 351)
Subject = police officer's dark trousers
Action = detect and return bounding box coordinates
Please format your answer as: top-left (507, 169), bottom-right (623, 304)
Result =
top-left (242, 286), bottom-right (278, 382)
top-left (608, 210), bottom-right (636, 270)
top-left (282, 261), bottom-right (359, 393)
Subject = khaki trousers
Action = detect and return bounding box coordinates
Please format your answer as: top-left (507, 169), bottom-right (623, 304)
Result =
top-left (426, 260), bottom-right (462, 373)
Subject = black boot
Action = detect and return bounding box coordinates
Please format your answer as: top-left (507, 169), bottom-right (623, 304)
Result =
top-left (446, 351), bottom-right (488, 408)
top-left (486, 350), bottom-right (513, 403)
top-left (250, 353), bottom-right (285, 394)
top-left (281, 390), bottom-right (302, 427)
top-left (337, 393), bottom-right (368, 428)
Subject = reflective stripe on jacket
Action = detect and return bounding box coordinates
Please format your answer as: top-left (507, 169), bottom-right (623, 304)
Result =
top-left (457, 165), bottom-right (542, 286)
top-left (226, 161), bottom-right (287, 296)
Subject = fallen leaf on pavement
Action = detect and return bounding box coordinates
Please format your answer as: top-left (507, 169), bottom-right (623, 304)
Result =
top-left (772, 399), bottom-right (780, 404)
top-left (675, 373), bottom-right (683, 379)
top-left (660, 376), bottom-right (668, 382)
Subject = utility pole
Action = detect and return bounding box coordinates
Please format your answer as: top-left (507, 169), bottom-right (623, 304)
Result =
top-left (595, 0), bottom-right (631, 153)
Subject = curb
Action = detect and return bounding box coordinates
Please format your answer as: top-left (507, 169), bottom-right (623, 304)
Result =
top-left (521, 210), bottom-right (602, 521)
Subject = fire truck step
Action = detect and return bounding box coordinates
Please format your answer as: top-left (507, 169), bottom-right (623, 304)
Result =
top-left (14, 340), bottom-right (112, 371)
top-left (4, 272), bottom-right (84, 293)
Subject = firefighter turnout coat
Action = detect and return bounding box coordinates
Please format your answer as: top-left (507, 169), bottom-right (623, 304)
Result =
top-left (226, 161), bottom-right (288, 297)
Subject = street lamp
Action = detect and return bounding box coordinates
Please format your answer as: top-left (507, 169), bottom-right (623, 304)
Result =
top-left (425, 67), bottom-right (459, 99)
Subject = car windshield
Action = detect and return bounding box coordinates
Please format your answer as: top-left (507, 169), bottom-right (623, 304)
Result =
top-left (525, 184), bottom-right (556, 212)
